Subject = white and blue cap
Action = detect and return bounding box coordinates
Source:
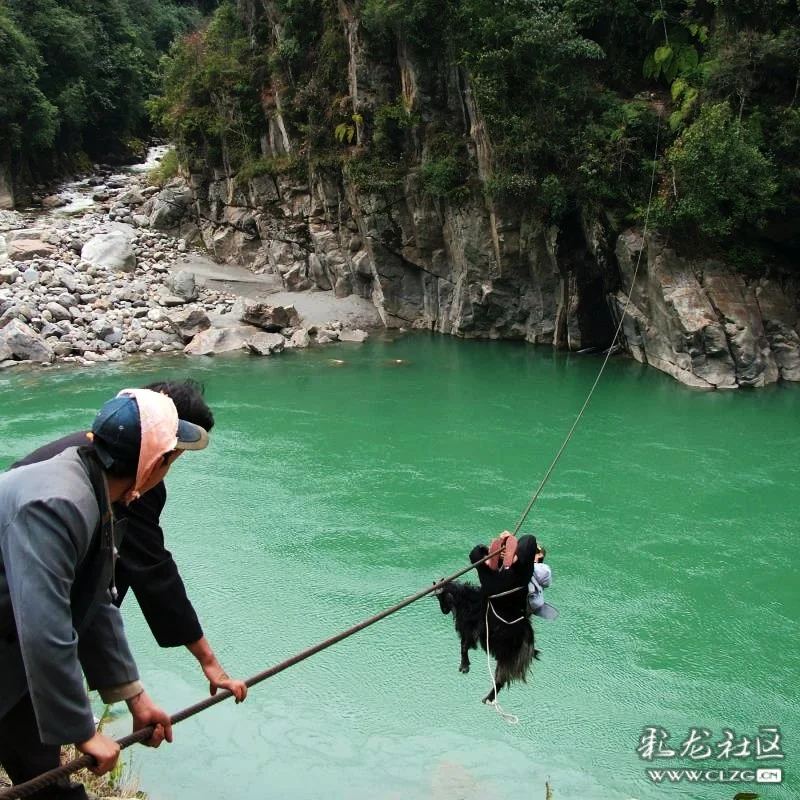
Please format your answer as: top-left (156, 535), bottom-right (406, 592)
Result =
top-left (91, 392), bottom-right (208, 469)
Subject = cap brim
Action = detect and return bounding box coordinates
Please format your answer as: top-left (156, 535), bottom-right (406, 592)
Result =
top-left (175, 420), bottom-right (209, 451)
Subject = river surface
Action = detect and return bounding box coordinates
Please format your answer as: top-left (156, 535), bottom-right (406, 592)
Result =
top-left (0, 336), bottom-right (797, 800)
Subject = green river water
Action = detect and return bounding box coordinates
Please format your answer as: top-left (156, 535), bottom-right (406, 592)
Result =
top-left (0, 335), bottom-right (797, 800)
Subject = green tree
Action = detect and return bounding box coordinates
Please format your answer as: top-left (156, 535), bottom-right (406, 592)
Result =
top-left (0, 3), bottom-right (58, 159)
top-left (660, 101), bottom-right (778, 237)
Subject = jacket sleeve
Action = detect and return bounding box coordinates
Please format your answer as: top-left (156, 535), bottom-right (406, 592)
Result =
top-left (535, 563), bottom-right (552, 588)
top-left (78, 602), bottom-right (140, 693)
top-left (469, 543), bottom-right (511, 594)
top-left (469, 535), bottom-right (538, 595)
top-left (114, 484), bottom-right (203, 647)
top-left (1, 498), bottom-right (99, 745)
top-left (511, 535), bottom-right (538, 586)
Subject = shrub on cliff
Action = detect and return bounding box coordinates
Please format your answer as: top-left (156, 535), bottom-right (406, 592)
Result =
top-left (656, 102), bottom-right (778, 238)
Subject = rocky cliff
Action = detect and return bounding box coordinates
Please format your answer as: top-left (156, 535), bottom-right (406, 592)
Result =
top-left (143, 0), bottom-right (800, 390)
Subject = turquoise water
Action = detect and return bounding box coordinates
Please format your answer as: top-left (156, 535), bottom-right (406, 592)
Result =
top-left (0, 335), bottom-right (798, 800)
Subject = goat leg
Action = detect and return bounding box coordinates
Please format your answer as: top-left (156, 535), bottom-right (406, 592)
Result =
top-left (481, 678), bottom-right (505, 704)
top-left (459, 640), bottom-right (471, 673)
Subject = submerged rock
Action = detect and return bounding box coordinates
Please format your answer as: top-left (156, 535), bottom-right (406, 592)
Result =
top-left (338, 328), bottom-right (369, 343)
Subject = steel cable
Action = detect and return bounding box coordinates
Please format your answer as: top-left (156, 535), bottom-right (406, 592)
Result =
top-left (0, 549), bottom-right (502, 799)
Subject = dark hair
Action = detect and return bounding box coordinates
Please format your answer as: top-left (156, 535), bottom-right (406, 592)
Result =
top-left (104, 458), bottom-right (139, 479)
top-left (144, 379), bottom-right (214, 432)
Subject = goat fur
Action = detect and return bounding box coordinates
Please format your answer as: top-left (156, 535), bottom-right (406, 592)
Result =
top-left (435, 579), bottom-right (539, 703)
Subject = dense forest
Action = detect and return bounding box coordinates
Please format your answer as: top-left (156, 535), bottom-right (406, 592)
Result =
top-left (2, 0), bottom-right (799, 264)
top-left (149, 0), bottom-right (799, 264)
top-left (0, 0), bottom-right (215, 182)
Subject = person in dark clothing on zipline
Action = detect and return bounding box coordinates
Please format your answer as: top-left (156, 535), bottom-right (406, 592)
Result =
top-left (470, 530), bottom-right (538, 622)
top-left (10, 379), bottom-right (247, 706)
top-left (435, 531), bottom-right (539, 704)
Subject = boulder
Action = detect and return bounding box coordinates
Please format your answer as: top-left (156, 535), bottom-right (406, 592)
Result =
top-left (0, 305), bottom-right (32, 327)
top-left (287, 329), bottom-right (311, 348)
top-left (0, 319), bottom-right (53, 363)
top-left (334, 275), bottom-right (353, 298)
top-left (7, 238), bottom-right (56, 262)
top-left (116, 188), bottom-right (146, 206)
top-left (167, 269), bottom-right (198, 301)
top-left (339, 329), bottom-right (369, 343)
top-left (44, 302), bottom-right (72, 323)
top-left (81, 231), bottom-right (136, 273)
top-left (240, 300), bottom-right (301, 331)
top-left (158, 293), bottom-right (187, 307)
top-left (53, 267), bottom-right (78, 292)
top-left (0, 267), bottom-right (19, 284)
top-left (184, 326), bottom-right (249, 356)
top-left (246, 332), bottom-right (286, 355)
top-left (149, 184), bottom-right (193, 230)
top-left (166, 307), bottom-right (212, 343)
top-left (41, 194), bottom-right (67, 209)
top-left (283, 263), bottom-right (312, 291)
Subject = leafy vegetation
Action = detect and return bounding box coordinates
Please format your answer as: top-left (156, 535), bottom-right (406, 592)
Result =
top-left (147, 148), bottom-right (180, 186)
top-left (147, 2), bottom-right (262, 172)
top-left (655, 102), bottom-right (778, 238)
top-left (6, 0), bottom-right (798, 259)
top-left (0, 0), bottom-right (215, 184)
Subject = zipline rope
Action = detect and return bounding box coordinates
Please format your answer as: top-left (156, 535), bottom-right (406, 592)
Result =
top-left (2, 100), bottom-right (667, 800)
top-left (484, 602), bottom-right (520, 725)
top-left (512, 113), bottom-right (663, 536)
top-left (492, 110), bottom-right (665, 722)
top-left (0, 548), bottom-right (503, 800)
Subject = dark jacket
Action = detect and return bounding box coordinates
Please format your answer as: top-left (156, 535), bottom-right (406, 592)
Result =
top-left (469, 534), bottom-right (538, 619)
top-left (12, 432), bottom-right (203, 648)
top-left (0, 448), bottom-right (138, 744)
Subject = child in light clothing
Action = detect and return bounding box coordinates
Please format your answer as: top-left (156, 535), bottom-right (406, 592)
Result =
top-left (528, 546), bottom-right (552, 616)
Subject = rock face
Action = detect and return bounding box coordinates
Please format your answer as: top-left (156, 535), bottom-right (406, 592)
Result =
top-left (170, 147), bottom-right (799, 387)
top-left (174, 152), bottom-right (798, 388)
top-left (613, 233), bottom-right (797, 389)
top-left (81, 231), bottom-right (137, 272)
top-left (143, 1), bottom-right (798, 389)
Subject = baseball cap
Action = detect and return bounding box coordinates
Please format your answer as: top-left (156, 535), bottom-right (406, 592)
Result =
top-left (91, 393), bottom-right (208, 468)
